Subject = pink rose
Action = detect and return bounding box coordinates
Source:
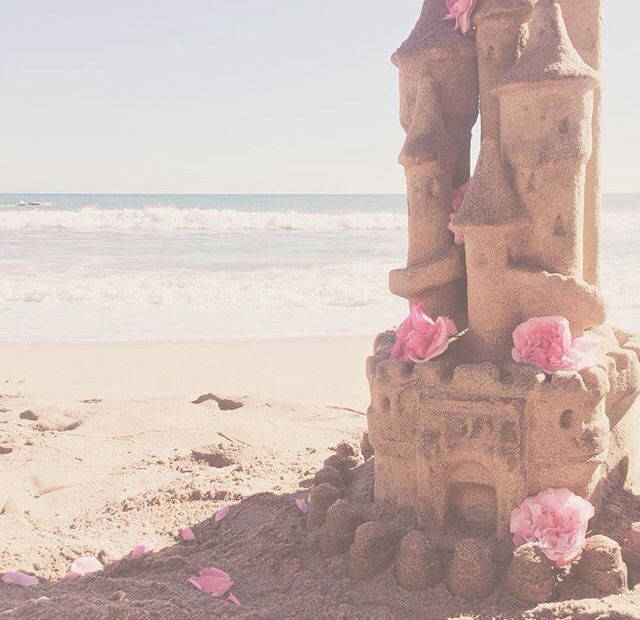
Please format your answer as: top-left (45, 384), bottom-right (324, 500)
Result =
top-left (510, 489), bottom-right (594, 567)
top-left (448, 180), bottom-right (469, 246)
top-left (512, 316), bottom-right (599, 374)
top-left (444, 0), bottom-right (478, 34)
top-left (391, 304), bottom-right (457, 364)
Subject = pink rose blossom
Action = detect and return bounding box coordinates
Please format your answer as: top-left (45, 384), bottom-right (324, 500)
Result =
top-left (391, 304), bottom-right (457, 364)
top-left (510, 488), bottom-right (594, 566)
top-left (444, 0), bottom-right (478, 34)
top-left (512, 316), bottom-right (599, 374)
top-left (448, 180), bottom-right (469, 246)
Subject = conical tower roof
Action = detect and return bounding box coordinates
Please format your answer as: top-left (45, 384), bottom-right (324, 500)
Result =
top-left (497, 0), bottom-right (599, 90)
top-left (392, 0), bottom-right (474, 65)
top-left (452, 139), bottom-right (525, 228)
top-left (398, 78), bottom-right (456, 167)
top-left (472, 0), bottom-right (535, 24)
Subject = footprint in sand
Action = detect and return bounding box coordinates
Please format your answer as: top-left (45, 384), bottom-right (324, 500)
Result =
top-left (19, 404), bottom-right (86, 432)
top-left (192, 444), bottom-right (239, 468)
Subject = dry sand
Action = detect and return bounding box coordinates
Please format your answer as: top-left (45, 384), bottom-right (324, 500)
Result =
top-left (1, 337), bottom-right (639, 619)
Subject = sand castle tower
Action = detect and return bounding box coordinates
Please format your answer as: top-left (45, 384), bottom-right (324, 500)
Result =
top-left (389, 0), bottom-right (479, 327)
top-left (367, 0), bottom-right (640, 550)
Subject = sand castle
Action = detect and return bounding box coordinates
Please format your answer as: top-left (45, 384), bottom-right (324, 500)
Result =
top-left (365, 0), bottom-right (640, 589)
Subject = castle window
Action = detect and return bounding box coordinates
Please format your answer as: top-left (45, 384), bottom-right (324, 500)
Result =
top-left (560, 409), bottom-right (573, 429)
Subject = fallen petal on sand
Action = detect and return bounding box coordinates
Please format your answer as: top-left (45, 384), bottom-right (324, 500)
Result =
top-left (215, 506), bottom-right (230, 522)
top-left (2, 571), bottom-right (39, 587)
top-left (63, 556), bottom-right (103, 580)
top-left (181, 526), bottom-right (196, 541)
top-left (129, 542), bottom-right (154, 558)
top-left (295, 498), bottom-right (308, 514)
top-left (189, 567), bottom-right (233, 597)
top-left (227, 592), bottom-right (241, 606)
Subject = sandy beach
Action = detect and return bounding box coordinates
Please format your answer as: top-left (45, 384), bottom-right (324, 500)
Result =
top-left (2, 336), bottom-right (640, 619)
top-left (0, 337), bottom-right (371, 616)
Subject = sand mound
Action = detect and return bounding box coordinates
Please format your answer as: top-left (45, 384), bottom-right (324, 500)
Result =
top-left (4, 457), bottom-right (640, 620)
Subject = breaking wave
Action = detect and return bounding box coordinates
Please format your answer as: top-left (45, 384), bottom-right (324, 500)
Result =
top-left (0, 207), bottom-right (406, 233)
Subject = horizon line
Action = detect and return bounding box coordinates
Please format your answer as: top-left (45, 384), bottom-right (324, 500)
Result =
top-left (0, 191), bottom-right (638, 197)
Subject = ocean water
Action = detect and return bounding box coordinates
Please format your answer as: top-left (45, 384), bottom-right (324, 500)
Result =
top-left (0, 193), bottom-right (638, 341)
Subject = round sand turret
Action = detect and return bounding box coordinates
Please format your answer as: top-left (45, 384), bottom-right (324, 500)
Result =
top-left (472, 0), bottom-right (535, 142)
top-left (495, 0), bottom-right (599, 280)
top-left (390, 0), bottom-right (479, 325)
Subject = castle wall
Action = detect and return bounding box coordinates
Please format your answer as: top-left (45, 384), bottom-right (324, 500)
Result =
top-left (366, 358), bottom-right (417, 506)
top-left (415, 391), bottom-right (527, 538)
top-left (524, 368), bottom-right (610, 498)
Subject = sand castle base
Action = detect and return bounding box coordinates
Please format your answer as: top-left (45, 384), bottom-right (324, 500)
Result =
top-left (366, 326), bottom-right (640, 545)
top-left (315, 325), bottom-right (640, 602)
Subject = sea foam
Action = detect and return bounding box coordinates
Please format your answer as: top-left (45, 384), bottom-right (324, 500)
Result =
top-left (0, 207), bottom-right (406, 233)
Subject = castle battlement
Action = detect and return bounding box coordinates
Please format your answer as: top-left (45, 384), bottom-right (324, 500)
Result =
top-left (368, 321), bottom-right (640, 539)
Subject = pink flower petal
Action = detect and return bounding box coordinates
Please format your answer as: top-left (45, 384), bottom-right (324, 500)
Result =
top-left (129, 542), bottom-right (154, 558)
top-left (295, 498), bottom-right (308, 514)
top-left (181, 526), bottom-right (196, 541)
top-left (2, 571), bottom-right (39, 587)
top-left (227, 592), bottom-right (241, 606)
top-left (62, 571), bottom-right (81, 581)
top-left (215, 506), bottom-right (230, 522)
top-left (444, 0), bottom-right (477, 34)
top-left (570, 335), bottom-right (600, 370)
top-left (68, 556), bottom-right (103, 577)
top-left (189, 567), bottom-right (233, 597)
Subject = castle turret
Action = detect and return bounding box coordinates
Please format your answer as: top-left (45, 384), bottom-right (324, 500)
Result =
top-left (397, 79), bottom-right (457, 272)
top-left (560, 0), bottom-right (603, 286)
top-left (471, 0), bottom-right (536, 142)
top-left (389, 0), bottom-right (479, 326)
top-left (495, 0), bottom-right (599, 287)
top-left (452, 139), bottom-right (526, 361)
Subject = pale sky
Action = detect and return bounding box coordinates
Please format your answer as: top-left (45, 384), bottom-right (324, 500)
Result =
top-left (1, 1), bottom-right (638, 194)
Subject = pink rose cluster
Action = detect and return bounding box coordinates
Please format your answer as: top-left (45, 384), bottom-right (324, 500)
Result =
top-left (448, 180), bottom-right (469, 246)
top-left (512, 316), bottom-right (599, 374)
top-left (510, 488), bottom-right (595, 567)
top-left (445, 0), bottom-right (477, 34)
top-left (391, 304), bottom-right (457, 364)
